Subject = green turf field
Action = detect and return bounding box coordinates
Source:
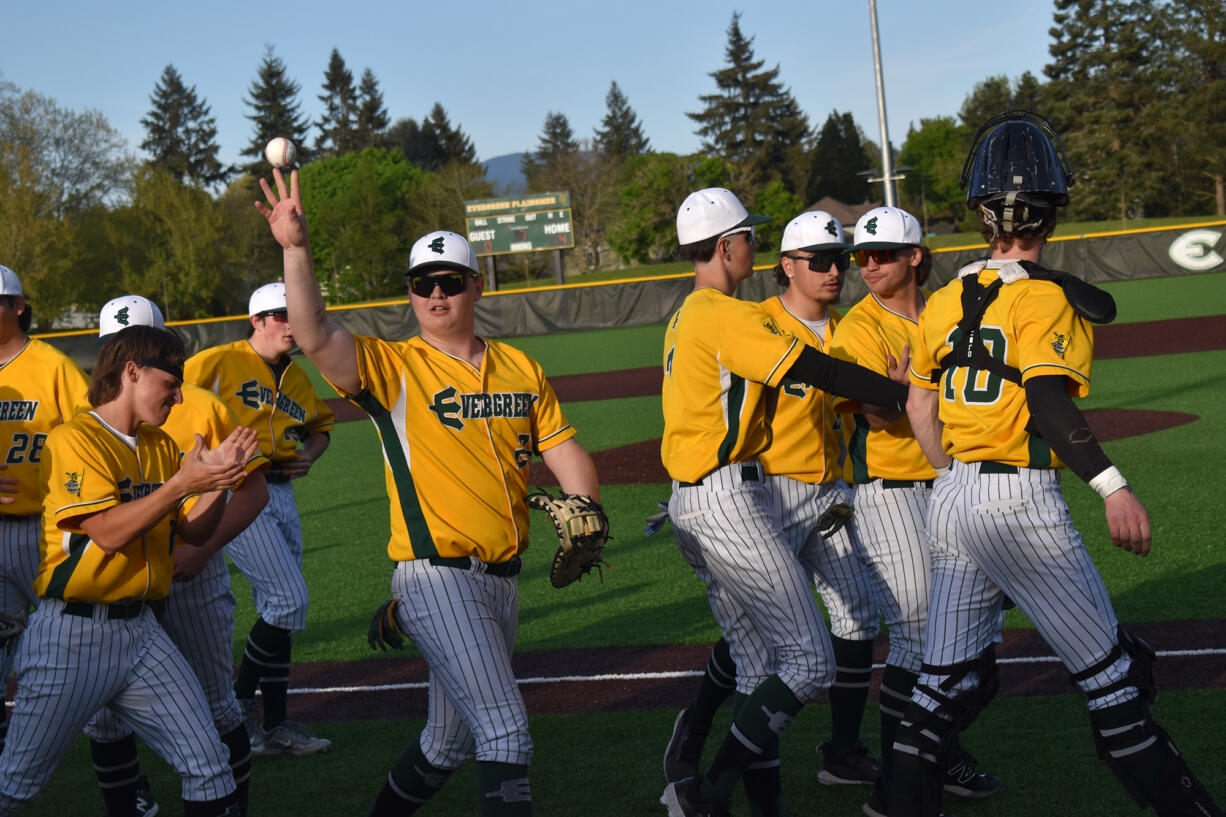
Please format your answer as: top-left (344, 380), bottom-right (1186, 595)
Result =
top-left (23, 272), bottom-right (1224, 815)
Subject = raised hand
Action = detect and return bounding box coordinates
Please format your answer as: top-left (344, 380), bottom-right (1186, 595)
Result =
top-left (254, 168), bottom-right (309, 250)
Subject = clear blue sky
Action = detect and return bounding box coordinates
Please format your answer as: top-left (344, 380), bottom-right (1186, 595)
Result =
top-left (5, 0), bottom-right (1055, 172)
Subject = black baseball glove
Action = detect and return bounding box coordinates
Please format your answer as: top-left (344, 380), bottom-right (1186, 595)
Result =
top-left (817, 502), bottom-right (853, 537)
top-left (368, 599), bottom-right (405, 651)
top-left (527, 490), bottom-right (611, 588)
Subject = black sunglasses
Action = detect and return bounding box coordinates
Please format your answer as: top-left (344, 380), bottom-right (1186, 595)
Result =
top-left (409, 272), bottom-right (470, 298)
top-left (853, 248), bottom-right (909, 267)
top-left (255, 309), bottom-right (288, 320)
top-left (784, 250), bottom-right (849, 273)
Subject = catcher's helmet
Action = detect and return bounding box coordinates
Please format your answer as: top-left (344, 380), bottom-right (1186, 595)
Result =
top-left (960, 110), bottom-right (1073, 209)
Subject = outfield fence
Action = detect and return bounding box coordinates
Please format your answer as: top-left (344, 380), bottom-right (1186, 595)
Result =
top-left (37, 220), bottom-right (1226, 370)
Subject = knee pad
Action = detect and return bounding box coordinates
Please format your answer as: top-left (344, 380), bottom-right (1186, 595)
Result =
top-left (915, 644), bottom-right (1000, 737)
top-left (1073, 625), bottom-right (1156, 707)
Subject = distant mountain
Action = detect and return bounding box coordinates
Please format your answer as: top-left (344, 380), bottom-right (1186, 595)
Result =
top-left (482, 152), bottom-right (526, 196)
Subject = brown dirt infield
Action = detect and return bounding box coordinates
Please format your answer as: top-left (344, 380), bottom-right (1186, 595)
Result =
top-left (307, 313), bottom-right (1225, 720)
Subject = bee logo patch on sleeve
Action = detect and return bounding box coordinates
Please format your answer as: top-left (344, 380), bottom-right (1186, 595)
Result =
top-left (65, 471), bottom-right (82, 496)
top-left (1051, 331), bottom-right (1070, 359)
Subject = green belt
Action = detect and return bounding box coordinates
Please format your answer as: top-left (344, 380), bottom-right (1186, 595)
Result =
top-left (879, 478), bottom-right (935, 489)
top-left (679, 464), bottom-right (761, 488)
top-left (979, 462), bottom-right (1020, 475)
top-left (62, 600), bottom-right (148, 620)
top-left (427, 555), bottom-right (522, 578)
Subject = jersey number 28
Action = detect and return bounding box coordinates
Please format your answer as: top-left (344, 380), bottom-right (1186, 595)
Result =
top-left (5, 432), bottom-right (48, 465)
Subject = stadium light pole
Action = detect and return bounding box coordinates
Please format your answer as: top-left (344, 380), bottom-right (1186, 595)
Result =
top-left (868, 0), bottom-right (896, 207)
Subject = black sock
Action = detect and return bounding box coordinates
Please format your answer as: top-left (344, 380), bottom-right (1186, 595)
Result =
top-left (182, 791), bottom-right (240, 817)
top-left (879, 665), bottom-right (918, 783)
top-left (233, 618), bottom-right (291, 727)
top-left (743, 754), bottom-right (788, 817)
top-left (91, 734), bottom-right (141, 817)
top-left (369, 742), bottom-right (454, 816)
top-left (828, 636), bottom-right (874, 753)
top-left (219, 724), bottom-right (252, 817)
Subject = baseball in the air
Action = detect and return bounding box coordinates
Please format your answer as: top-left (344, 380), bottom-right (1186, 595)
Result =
top-left (264, 137), bottom-right (296, 169)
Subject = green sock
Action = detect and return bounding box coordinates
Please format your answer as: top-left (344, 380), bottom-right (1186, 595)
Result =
top-left (744, 751), bottom-right (789, 817)
top-left (689, 638), bottom-right (737, 733)
top-left (476, 761), bottom-right (532, 816)
top-left (700, 676), bottom-right (803, 803)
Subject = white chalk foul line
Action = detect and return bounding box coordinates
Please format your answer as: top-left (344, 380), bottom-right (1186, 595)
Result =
top-left (288, 648), bottom-right (1226, 697)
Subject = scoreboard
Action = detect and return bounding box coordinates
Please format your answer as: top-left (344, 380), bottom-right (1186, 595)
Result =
top-left (464, 192), bottom-right (575, 256)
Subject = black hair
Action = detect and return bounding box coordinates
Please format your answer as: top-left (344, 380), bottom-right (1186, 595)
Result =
top-left (3, 296), bottom-right (31, 333)
top-left (677, 234), bottom-right (723, 264)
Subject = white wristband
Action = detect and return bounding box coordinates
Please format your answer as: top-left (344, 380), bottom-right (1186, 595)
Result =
top-left (934, 462), bottom-right (950, 478)
top-left (1088, 466), bottom-right (1128, 499)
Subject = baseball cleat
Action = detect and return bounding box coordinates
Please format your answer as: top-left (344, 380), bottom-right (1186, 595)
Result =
top-left (238, 697), bottom-right (266, 756)
top-left (663, 708), bottom-right (703, 783)
top-left (817, 741), bottom-right (880, 786)
top-left (943, 748), bottom-right (1000, 798)
top-left (135, 774), bottom-right (159, 817)
top-left (262, 720), bottom-right (331, 756)
top-left (660, 777), bottom-right (730, 817)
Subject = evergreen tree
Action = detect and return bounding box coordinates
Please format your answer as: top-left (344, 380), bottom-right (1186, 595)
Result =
top-left (805, 111), bottom-right (871, 204)
top-left (686, 12), bottom-right (810, 189)
top-left (593, 80), bottom-right (649, 158)
top-left (391, 105), bottom-right (476, 171)
top-left (315, 48), bottom-right (358, 156)
top-left (355, 67), bottom-right (390, 149)
top-left (1044, 0), bottom-right (1166, 219)
top-left (421, 103), bottom-right (476, 167)
top-left (521, 111), bottom-right (578, 187)
top-left (241, 45), bottom-right (311, 176)
top-left (1167, 0), bottom-right (1226, 214)
top-left (140, 64), bottom-right (228, 187)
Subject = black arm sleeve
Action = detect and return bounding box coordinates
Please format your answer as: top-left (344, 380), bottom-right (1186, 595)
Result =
top-left (1024, 375), bottom-right (1112, 483)
top-left (784, 345), bottom-right (907, 412)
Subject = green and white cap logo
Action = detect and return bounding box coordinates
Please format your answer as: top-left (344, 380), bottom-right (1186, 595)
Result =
top-left (780, 210), bottom-right (847, 252)
top-left (852, 206), bottom-right (922, 250)
top-left (98, 295), bottom-right (165, 338)
top-left (408, 230), bottom-right (479, 277)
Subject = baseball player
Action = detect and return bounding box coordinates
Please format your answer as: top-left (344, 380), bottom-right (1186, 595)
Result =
top-left (0, 324), bottom-right (258, 816)
top-left (255, 168), bottom-right (601, 816)
top-left (184, 282), bottom-right (335, 756)
top-left (662, 212), bottom-right (883, 810)
top-left (659, 188), bottom-right (909, 817)
top-left (893, 111), bottom-right (1223, 816)
top-left (85, 296), bottom-right (269, 817)
top-left (831, 205), bottom-right (1000, 816)
top-left (0, 265), bottom-right (90, 755)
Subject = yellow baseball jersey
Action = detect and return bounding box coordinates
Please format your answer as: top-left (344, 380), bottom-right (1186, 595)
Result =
top-left (909, 265), bottom-right (1093, 468)
top-left (160, 383), bottom-right (269, 480)
top-left (662, 288), bottom-right (805, 483)
top-left (333, 335), bottom-right (576, 564)
top-left (35, 412), bottom-right (189, 603)
top-left (757, 297), bottom-right (843, 484)
top-left (184, 340), bottom-right (335, 465)
top-left (0, 339), bottom-right (90, 517)
top-left (831, 292), bottom-right (936, 483)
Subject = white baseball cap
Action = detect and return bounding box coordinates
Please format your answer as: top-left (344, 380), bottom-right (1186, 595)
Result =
top-left (249, 282), bottom-right (287, 317)
top-left (781, 211), bottom-right (847, 252)
top-left (676, 188), bottom-right (771, 245)
top-left (851, 206), bottom-right (923, 250)
top-left (408, 230), bottom-right (479, 277)
top-left (99, 295), bottom-right (165, 338)
top-left (0, 265), bottom-right (22, 297)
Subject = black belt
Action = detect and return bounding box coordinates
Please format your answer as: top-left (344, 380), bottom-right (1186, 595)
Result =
top-left (266, 469), bottom-right (293, 484)
top-left (979, 462), bottom-right (1020, 475)
top-left (878, 478), bottom-right (935, 489)
top-left (62, 600), bottom-right (149, 620)
top-left (427, 555), bottom-right (522, 578)
top-left (679, 464), bottom-right (761, 488)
